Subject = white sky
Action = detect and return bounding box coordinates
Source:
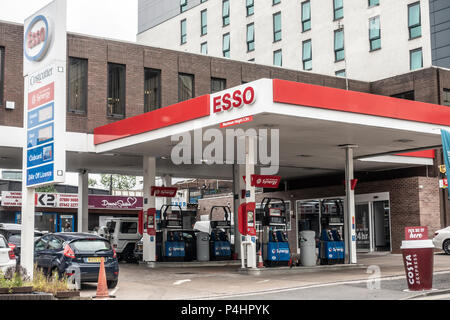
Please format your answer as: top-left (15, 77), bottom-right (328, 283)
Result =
top-left (0, 0), bottom-right (138, 42)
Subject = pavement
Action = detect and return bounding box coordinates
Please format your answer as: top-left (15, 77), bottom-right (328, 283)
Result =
top-left (79, 252), bottom-right (450, 300)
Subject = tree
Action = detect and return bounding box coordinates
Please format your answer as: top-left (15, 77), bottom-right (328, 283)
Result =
top-left (36, 185), bottom-right (57, 193)
top-left (100, 174), bottom-right (137, 192)
top-left (88, 178), bottom-right (98, 188)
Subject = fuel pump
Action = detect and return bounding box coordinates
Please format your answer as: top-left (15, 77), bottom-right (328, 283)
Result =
top-left (259, 198), bottom-right (291, 267)
top-left (238, 202), bottom-right (257, 269)
top-left (209, 206), bottom-right (232, 261)
top-left (160, 204), bottom-right (185, 262)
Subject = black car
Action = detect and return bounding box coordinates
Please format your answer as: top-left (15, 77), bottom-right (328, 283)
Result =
top-left (8, 232), bottom-right (45, 264)
top-left (34, 233), bottom-right (119, 289)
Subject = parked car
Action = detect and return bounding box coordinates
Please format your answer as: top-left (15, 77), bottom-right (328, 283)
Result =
top-left (433, 227), bottom-right (450, 255)
top-left (8, 233), bottom-right (44, 264)
top-left (0, 234), bottom-right (16, 273)
top-left (103, 218), bottom-right (141, 263)
top-left (34, 233), bottom-right (119, 288)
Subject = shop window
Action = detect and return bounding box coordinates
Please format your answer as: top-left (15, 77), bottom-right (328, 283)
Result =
top-left (107, 63), bottom-right (126, 118)
top-left (334, 29), bottom-right (345, 62)
top-left (246, 0), bottom-right (254, 16)
top-left (391, 91), bottom-right (415, 101)
top-left (408, 2), bottom-right (421, 40)
top-left (68, 57), bottom-right (88, 114)
top-left (333, 0), bottom-right (344, 20)
top-left (0, 47), bottom-right (4, 106)
top-left (302, 39), bottom-right (312, 71)
top-left (274, 49), bottom-right (282, 67)
top-left (211, 77), bottom-right (226, 93)
top-left (273, 12), bottom-right (282, 42)
top-left (223, 0), bottom-right (230, 26)
top-left (302, 1), bottom-right (311, 32)
top-left (201, 42), bottom-right (208, 54)
top-left (120, 222), bottom-right (138, 234)
top-left (201, 9), bottom-right (207, 36)
top-left (144, 68), bottom-right (161, 113)
top-left (181, 19), bottom-right (187, 44)
top-left (223, 33), bottom-right (230, 58)
top-left (369, 16), bottom-right (381, 51)
top-left (444, 89), bottom-right (450, 106)
top-left (247, 23), bottom-right (255, 52)
top-left (410, 47), bottom-right (423, 71)
top-left (178, 73), bottom-right (195, 102)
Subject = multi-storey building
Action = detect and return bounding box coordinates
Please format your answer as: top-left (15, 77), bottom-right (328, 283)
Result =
top-left (137, 0), bottom-right (450, 82)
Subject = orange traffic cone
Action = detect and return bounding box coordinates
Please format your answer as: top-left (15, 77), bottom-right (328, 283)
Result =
top-left (257, 250), bottom-right (264, 268)
top-left (94, 258), bottom-right (110, 299)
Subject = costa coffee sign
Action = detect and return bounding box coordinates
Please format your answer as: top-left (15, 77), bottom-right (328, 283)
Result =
top-left (24, 15), bottom-right (52, 62)
top-left (405, 227), bottom-right (429, 241)
top-left (213, 87), bottom-right (256, 113)
top-left (151, 187), bottom-right (179, 198)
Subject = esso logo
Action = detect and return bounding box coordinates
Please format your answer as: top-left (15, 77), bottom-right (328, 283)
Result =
top-left (24, 15), bottom-right (52, 62)
top-left (213, 87), bottom-right (256, 114)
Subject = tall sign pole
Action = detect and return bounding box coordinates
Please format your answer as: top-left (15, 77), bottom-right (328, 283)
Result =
top-left (21, 0), bottom-right (67, 278)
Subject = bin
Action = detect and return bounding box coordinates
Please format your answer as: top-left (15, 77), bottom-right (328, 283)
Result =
top-left (300, 231), bottom-right (317, 267)
top-left (196, 232), bottom-right (210, 262)
top-left (401, 240), bottom-right (434, 291)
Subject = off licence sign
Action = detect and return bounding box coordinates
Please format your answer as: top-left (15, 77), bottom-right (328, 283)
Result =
top-left (405, 226), bottom-right (429, 241)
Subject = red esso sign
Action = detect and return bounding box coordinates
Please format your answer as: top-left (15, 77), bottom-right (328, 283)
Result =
top-left (213, 87), bottom-right (256, 114)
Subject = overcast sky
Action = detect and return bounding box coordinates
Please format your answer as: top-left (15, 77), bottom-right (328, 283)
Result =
top-left (0, 0), bottom-right (138, 42)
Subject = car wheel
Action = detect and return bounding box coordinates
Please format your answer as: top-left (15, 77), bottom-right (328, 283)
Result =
top-left (107, 280), bottom-right (118, 289)
top-left (443, 240), bottom-right (450, 255)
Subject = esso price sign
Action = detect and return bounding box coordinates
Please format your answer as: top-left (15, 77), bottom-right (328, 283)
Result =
top-left (24, 15), bottom-right (52, 62)
top-left (213, 87), bottom-right (256, 114)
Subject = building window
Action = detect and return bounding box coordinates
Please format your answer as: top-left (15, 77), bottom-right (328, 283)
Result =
top-left (201, 0), bottom-right (207, 2)
top-left (247, 23), bottom-right (255, 52)
top-left (201, 9), bottom-right (207, 36)
top-left (180, 19), bottom-right (187, 44)
top-left (144, 68), bottom-right (161, 113)
top-left (408, 2), bottom-right (421, 39)
top-left (369, 0), bottom-right (379, 7)
top-left (180, 0), bottom-right (188, 13)
top-left (178, 73), bottom-right (195, 102)
top-left (211, 78), bottom-right (226, 93)
top-left (273, 12), bottom-right (282, 42)
top-left (68, 57), bottom-right (88, 114)
top-left (335, 69), bottom-right (346, 77)
top-left (273, 0), bottom-right (281, 5)
top-left (107, 63), bottom-right (126, 118)
top-left (391, 91), bottom-right (415, 101)
top-left (246, 0), bottom-right (254, 16)
top-left (302, 1), bottom-right (311, 32)
top-left (0, 47), bottom-right (4, 106)
top-left (201, 42), bottom-right (208, 54)
top-left (334, 0), bottom-right (344, 20)
top-left (369, 16), bottom-right (381, 51)
top-left (274, 49), bottom-right (282, 67)
top-left (334, 29), bottom-right (345, 62)
top-left (223, 0), bottom-right (230, 26)
top-left (443, 89), bottom-right (450, 106)
top-left (302, 39), bottom-right (312, 71)
top-left (410, 48), bottom-right (423, 70)
top-left (223, 33), bottom-right (230, 58)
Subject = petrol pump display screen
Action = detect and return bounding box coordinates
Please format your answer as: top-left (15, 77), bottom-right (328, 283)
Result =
top-left (213, 221), bottom-right (231, 228)
top-left (269, 208), bottom-right (282, 217)
top-left (166, 220), bottom-right (182, 228)
top-left (269, 217), bottom-right (286, 225)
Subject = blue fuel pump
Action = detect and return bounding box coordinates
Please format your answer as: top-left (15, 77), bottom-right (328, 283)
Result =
top-left (209, 206), bottom-right (232, 260)
top-left (160, 204), bottom-right (185, 262)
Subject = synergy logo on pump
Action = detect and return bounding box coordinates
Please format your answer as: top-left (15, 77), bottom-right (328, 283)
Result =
top-left (24, 15), bottom-right (53, 62)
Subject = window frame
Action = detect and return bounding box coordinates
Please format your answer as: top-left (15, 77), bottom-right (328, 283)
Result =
top-left (408, 1), bottom-right (422, 40)
top-left (410, 47), bottom-right (423, 71)
top-left (246, 23), bottom-right (255, 52)
top-left (273, 0), bottom-right (281, 5)
top-left (222, 0), bottom-right (230, 27)
top-left (302, 1), bottom-right (311, 32)
top-left (369, 16), bottom-right (381, 52)
top-left (273, 49), bottom-right (283, 67)
top-left (443, 88), bottom-right (450, 106)
top-left (201, 42), bottom-right (208, 54)
top-left (180, 0), bottom-right (188, 13)
top-left (335, 69), bottom-right (346, 77)
top-left (211, 77), bottom-right (227, 94)
top-left (107, 62), bottom-right (126, 119)
top-left (144, 68), bottom-right (161, 113)
top-left (178, 73), bottom-right (195, 103)
top-left (368, 0), bottom-right (379, 7)
top-left (0, 47), bottom-right (4, 107)
top-left (223, 33), bottom-right (230, 58)
top-left (246, 0), bottom-right (254, 16)
top-left (273, 12), bottom-right (282, 42)
top-left (334, 29), bottom-right (345, 62)
top-left (67, 57), bottom-right (88, 115)
top-left (180, 19), bottom-right (187, 45)
top-left (333, 0), bottom-right (344, 21)
top-left (201, 9), bottom-right (207, 36)
top-left (302, 39), bottom-right (312, 71)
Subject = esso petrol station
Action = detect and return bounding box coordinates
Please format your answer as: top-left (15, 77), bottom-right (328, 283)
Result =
top-left (93, 78), bottom-right (450, 269)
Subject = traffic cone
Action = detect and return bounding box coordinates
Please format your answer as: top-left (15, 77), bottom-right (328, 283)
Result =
top-left (257, 250), bottom-right (264, 268)
top-left (94, 258), bottom-right (110, 299)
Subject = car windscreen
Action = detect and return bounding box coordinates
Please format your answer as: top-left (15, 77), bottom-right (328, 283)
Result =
top-left (0, 236), bottom-right (7, 248)
top-left (71, 239), bottom-right (112, 252)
